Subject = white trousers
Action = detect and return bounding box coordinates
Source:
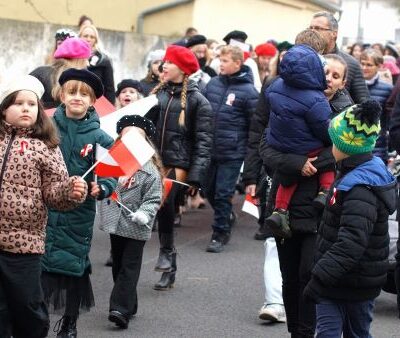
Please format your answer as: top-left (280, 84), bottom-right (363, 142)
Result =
top-left (264, 237), bottom-right (284, 305)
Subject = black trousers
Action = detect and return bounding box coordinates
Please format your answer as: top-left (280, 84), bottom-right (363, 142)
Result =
top-left (110, 234), bottom-right (145, 317)
top-left (276, 233), bottom-right (317, 337)
top-left (157, 170), bottom-right (180, 235)
top-left (0, 251), bottom-right (49, 338)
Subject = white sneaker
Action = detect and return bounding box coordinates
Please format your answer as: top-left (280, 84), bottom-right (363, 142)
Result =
top-left (258, 304), bottom-right (287, 322)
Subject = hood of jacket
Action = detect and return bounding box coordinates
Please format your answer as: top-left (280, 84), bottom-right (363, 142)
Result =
top-left (337, 155), bottom-right (397, 213)
top-left (53, 104), bottom-right (101, 134)
top-left (279, 44), bottom-right (327, 90)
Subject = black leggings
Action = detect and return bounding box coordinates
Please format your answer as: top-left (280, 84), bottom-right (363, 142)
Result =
top-left (157, 170), bottom-right (181, 234)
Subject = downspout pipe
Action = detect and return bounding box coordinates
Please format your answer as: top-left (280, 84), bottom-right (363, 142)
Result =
top-left (137, 0), bottom-right (195, 34)
top-left (309, 0), bottom-right (342, 14)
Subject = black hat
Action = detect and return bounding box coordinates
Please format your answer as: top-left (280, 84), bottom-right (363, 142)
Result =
top-left (277, 41), bottom-right (294, 52)
top-left (116, 115), bottom-right (156, 139)
top-left (223, 30), bottom-right (248, 44)
top-left (186, 34), bottom-right (207, 48)
top-left (115, 79), bottom-right (143, 97)
top-left (59, 68), bottom-right (103, 98)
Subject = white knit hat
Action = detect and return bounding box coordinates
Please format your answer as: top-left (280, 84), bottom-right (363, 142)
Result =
top-left (0, 75), bottom-right (45, 104)
top-left (148, 49), bottom-right (165, 63)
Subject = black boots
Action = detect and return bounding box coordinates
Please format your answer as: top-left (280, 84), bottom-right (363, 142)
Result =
top-left (154, 252), bottom-right (177, 290)
top-left (54, 315), bottom-right (77, 338)
top-left (154, 233), bottom-right (175, 272)
top-left (108, 310), bottom-right (129, 329)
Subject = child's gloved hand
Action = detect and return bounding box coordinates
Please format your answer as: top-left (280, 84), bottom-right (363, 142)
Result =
top-left (129, 211), bottom-right (149, 226)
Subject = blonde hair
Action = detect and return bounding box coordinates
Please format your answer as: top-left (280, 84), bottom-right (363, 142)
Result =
top-left (151, 75), bottom-right (189, 127)
top-left (60, 80), bottom-right (96, 103)
top-left (51, 58), bottom-right (88, 101)
top-left (220, 45), bottom-right (244, 63)
top-left (79, 24), bottom-right (100, 51)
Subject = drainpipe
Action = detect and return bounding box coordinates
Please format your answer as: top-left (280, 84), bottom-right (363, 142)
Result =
top-left (309, 0), bottom-right (343, 14)
top-left (137, 0), bottom-right (195, 34)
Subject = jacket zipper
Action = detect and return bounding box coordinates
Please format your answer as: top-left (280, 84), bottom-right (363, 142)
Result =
top-left (0, 131), bottom-right (16, 193)
top-left (160, 93), bottom-right (174, 154)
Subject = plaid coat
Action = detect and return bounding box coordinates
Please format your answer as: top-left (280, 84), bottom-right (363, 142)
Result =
top-left (97, 161), bottom-right (162, 241)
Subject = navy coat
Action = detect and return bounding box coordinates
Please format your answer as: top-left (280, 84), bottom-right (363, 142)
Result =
top-left (265, 44), bottom-right (331, 155)
top-left (204, 65), bottom-right (258, 161)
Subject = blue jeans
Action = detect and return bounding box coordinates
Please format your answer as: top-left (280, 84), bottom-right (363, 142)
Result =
top-left (316, 298), bottom-right (374, 338)
top-left (205, 159), bottom-right (243, 233)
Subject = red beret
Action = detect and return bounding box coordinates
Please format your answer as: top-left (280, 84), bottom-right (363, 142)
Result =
top-left (164, 45), bottom-right (200, 75)
top-left (255, 43), bottom-right (277, 57)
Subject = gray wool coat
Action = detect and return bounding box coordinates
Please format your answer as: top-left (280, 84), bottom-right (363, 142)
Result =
top-left (98, 161), bottom-right (162, 241)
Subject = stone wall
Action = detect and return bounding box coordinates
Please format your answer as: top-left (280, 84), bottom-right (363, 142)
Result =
top-left (0, 18), bottom-right (170, 87)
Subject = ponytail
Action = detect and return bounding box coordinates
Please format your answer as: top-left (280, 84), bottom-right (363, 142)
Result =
top-left (179, 75), bottom-right (189, 127)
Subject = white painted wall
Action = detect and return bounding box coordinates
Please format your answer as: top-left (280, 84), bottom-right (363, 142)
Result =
top-left (339, 0), bottom-right (400, 45)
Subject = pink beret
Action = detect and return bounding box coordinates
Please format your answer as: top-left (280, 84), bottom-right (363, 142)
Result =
top-left (54, 37), bottom-right (91, 59)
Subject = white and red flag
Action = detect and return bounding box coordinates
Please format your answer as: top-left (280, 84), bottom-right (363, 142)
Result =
top-left (94, 144), bottom-right (125, 177)
top-left (94, 130), bottom-right (155, 178)
top-left (241, 194), bottom-right (260, 219)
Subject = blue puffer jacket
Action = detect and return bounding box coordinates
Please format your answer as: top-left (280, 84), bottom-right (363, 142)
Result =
top-left (367, 75), bottom-right (393, 161)
top-left (265, 44), bottom-right (331, 155)
top-left (204, 65), bottom-right (259, 161)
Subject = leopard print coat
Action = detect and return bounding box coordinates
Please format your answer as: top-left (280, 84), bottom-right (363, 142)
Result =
top-left (0, 123), bottom-right (86, 254)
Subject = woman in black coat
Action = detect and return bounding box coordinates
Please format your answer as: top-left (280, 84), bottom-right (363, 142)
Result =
top-left (79, 24), bottom-right (116, 104)
top-left (243, 54), bottom-right (353, 337)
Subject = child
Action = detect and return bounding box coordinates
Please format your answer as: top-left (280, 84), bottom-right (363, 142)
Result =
top-left (264, 43), bottom-right (334, 237)
top-left (304, 100), bottom-right (396, 337)
top-left (104, 79), bottom-right (145, 267)
top-left (203, 45), bottom-right (259, 253)
top-left (147, 44), bottom-right (213, 290)
top-left (0, 75), bottom-right (87, 338)
top-left (98, 115), bottom-right (162, 329)
top-left (115, 79), bottom-right (143, 108)
top-left (40, 68), bottom-right (117, 337)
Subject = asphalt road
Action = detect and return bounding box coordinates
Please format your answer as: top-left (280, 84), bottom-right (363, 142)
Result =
top-left (48, 196), bottom-right (400, 338)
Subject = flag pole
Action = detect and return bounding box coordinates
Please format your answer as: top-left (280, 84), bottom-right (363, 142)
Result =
top-left (113, 198), bottom-right (152, 230)
top-left (81, 151), bottom-right (109, 180)
top-left (166, 178), bottom-right (201, 190)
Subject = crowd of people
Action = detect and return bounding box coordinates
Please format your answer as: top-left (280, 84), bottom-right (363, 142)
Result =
top-left (0, 11), bottom-right (400, 338)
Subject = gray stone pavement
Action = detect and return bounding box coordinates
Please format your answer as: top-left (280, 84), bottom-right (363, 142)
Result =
top-left (48, 196), bottom-right (400, 338)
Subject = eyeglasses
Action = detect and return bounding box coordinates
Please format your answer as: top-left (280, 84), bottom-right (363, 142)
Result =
top-left (309, 25), bottom-right (332, 32)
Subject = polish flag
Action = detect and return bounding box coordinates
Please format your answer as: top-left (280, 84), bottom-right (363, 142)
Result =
top-left (242, 194), bottom-right (260, 219)
top-left (95, 130), bottom-right (154, 178)
top-left (163, 178), bottom-right (174, 201)
top-left (94, 144), bottom-right (125, 177)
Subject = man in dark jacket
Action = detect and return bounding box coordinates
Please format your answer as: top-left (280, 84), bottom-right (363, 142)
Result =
top-left (203, 45), bottom-right (258, 253)
top-left (304, 100), bottom-right (397, 337)
top-left (309, 11), bottom-right (369, 104)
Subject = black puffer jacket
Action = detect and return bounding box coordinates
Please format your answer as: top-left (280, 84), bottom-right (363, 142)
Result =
top-left (304, 153), bottom-right (396, 302)
top-left (146, 80), bottom-right (213, 187)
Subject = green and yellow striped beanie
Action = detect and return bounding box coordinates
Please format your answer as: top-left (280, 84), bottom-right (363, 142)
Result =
top-left (328, 100), bottom-right (381, 155)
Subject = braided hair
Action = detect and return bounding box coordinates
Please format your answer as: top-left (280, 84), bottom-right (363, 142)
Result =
top-left (151, 75), bottom-right (189, 127)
